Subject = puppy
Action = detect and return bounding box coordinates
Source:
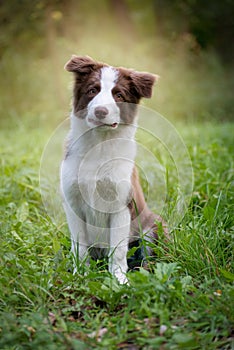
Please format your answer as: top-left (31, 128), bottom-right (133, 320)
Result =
top-left (60, 55), bottom-right (166, 283)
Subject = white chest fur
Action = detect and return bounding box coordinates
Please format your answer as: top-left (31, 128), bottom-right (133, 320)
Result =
top-left (61, 116), bottom-right (137, 237)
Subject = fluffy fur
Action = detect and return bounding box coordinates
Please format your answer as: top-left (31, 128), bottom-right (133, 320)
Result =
top-left (60, 55), bottom-right (166, 283)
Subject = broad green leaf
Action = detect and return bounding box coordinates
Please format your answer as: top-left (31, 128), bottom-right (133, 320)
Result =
top-left (172, 332), bottom-right (196, 347)
top-left (220, 269), bottom-right (234, 281)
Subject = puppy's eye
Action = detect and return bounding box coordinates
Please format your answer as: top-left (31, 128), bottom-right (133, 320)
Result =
top-left (87, 88), bottom-right (98, 96)
top-left (115, 92), bottom-right (124, 101)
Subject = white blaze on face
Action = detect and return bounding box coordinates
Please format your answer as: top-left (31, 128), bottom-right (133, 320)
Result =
top-left (87, 67), bottom-right (120, 127)
top-left (100, 66), bottom-right (118, 97)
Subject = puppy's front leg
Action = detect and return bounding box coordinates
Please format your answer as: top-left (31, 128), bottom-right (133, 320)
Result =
top-left (63, 201), bottom-right (89, 273)
top-left (109, 208), bottom-right (130, 284)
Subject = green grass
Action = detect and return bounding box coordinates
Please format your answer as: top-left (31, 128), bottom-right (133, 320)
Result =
top-left (0, 121), bottom-right (233, 349)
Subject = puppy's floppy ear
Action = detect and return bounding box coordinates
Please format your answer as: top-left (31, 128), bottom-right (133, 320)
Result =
top-left (130, 71), bottom-right (159, 98)
top-left (64, 55), bottom-right (98, 74)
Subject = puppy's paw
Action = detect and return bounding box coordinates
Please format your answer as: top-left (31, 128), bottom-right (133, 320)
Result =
top-left (115, 271), bottom-right (129, 285)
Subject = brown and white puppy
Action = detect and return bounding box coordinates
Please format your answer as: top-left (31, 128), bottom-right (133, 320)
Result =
top-left (60, 55), bottom-right (166, 283)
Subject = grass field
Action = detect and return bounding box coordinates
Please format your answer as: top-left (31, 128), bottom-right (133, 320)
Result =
top-left (0, 120), bottom-right (233, 349)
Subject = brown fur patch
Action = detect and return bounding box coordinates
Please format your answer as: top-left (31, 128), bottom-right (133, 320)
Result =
top-left (129, 166), bottom-right (168, 249)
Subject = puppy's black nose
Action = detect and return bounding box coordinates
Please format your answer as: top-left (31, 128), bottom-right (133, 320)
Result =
top-left (94, 106), bottom-right (108, 119)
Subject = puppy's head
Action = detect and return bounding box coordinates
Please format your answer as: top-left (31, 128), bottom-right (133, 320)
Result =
top-left (65, 55), bottom-right (158, 130)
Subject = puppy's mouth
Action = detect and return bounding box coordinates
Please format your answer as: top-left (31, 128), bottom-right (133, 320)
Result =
top-left (108, 122), bottom-right (118, 129)
top-left (88, 119), bottom-right (119, 129)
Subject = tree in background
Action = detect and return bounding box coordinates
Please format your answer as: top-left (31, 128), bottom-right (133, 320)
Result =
top-left (153, 0), bottom-right (234, 63)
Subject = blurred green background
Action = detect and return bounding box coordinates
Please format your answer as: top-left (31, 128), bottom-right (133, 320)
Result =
top-left (0, 0), bottom-right (233, 128)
